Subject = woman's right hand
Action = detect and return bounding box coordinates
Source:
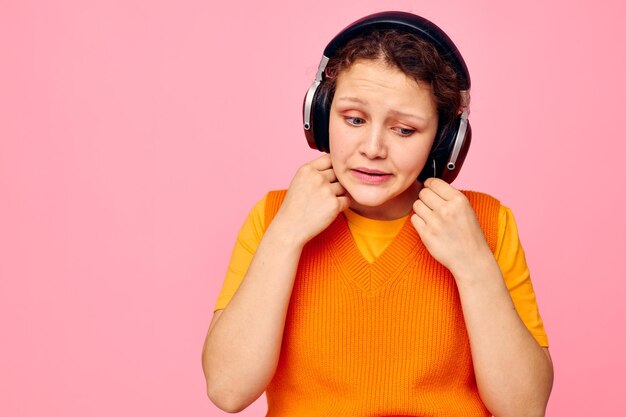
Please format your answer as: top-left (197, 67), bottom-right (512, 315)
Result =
top-left (272, 154), bottom-right (350, 246)
top-left (203, 154), bottom-right (348, 412)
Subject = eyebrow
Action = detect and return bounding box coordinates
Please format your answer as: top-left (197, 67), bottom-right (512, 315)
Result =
top-left (337, 96), bottom-right (368, 105)
top-left (336, 96), bottom-right (428, 123)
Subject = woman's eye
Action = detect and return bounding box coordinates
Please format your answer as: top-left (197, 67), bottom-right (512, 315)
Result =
top-left (345, 116), bottom-right (365, 126)
top-left (393, 127), bottom-right (415, 137)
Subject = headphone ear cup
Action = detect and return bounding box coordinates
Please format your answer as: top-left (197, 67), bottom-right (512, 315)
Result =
top-left (417, 158), bottom-right (436, 184)
top-left (417, 119), bottom-right (455, 183)
top-left (417, 115), bottom-right (471, 184)
top-left (303, 85), bottom-right (331, 153)
top-left (313, 86), bottom-right (331, 153)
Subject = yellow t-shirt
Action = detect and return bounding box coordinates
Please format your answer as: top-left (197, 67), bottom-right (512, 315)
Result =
top-left (215, 194), bottom-right (549, 347)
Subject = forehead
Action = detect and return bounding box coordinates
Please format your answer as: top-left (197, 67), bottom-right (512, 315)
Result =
top-left (334, 59), bottom-right (436, 114)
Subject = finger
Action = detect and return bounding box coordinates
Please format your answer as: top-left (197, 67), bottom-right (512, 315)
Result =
top-left (423, 177), bottom-right (457, 201)
top-left (418, 187), bottom-right (445, 211)
top-left (337, 195), bottom-right (351, 212)
top-left (410, 213), bottom-right (426, 234)
top-left (309, 153), bottom-right (332, 170)
top-left (321, 168), bottom-right (338, 183)
top-left (413, 199), bottom-right (434, 224)
top-left (330, 181), bottom-right (346, 196)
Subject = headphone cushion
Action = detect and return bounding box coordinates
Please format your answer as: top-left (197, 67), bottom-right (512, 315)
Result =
top-left (417, 117), bottom-right (471, 183)
top-left (312, 86), bottom-right (331, 152)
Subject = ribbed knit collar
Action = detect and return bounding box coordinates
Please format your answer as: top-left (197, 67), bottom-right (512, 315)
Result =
top-left (322, 212), bottom-right (428, 295)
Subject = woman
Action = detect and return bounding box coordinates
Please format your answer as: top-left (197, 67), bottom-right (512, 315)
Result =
top-left (202, 11), bottom-right (553, 416)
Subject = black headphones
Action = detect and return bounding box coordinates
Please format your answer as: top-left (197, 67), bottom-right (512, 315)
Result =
top-left (302, 11), bottom-right (472, 183)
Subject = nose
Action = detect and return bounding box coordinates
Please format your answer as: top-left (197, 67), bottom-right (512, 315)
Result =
top-left (359, 126), bottom-right (387, 159)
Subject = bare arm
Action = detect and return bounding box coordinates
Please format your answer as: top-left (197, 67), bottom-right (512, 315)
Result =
top-left (201, 155), bottom-right (348, 412)
top-left (453, 256), bottom-right (553, 417)
top-left (412, 178), bottom-right (553, 417)
top-left (202, 220), bottom-right (306, 412)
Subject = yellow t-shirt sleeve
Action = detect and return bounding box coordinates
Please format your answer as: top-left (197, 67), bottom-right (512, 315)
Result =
top-left (213, 195), bottom-right (267, 312)
top-left (496, 205), bottom-right (549, 347)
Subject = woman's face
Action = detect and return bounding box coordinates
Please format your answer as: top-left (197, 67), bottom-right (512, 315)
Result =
top-left (329, 59), bottom-right (439, 220)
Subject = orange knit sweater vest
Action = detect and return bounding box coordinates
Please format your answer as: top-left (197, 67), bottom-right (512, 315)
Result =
top-left (264, 190), bottom-right (500, 417)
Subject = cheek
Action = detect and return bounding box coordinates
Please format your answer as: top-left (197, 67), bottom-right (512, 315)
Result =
top-left (328, 120), bottom-right (351, 160)
top-left (328, 115), bottom-right (342, 145)
top-left (396, 146), bottom-right (431, 175)
top-left (405, 132), bottom-right (436, 170)
top-left (329, 145), bottom-right (349, 174)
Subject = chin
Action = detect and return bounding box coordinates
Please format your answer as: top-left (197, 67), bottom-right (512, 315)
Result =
top-left (344, 180), bottom-right (420, 216)
top-left (345, 183), bottom-right (399, 208)
top-left (349, 190), bottom-right (391, 208)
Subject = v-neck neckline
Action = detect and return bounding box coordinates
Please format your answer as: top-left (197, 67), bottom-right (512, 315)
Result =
top-left (323, 213), bottom-right (428, 295)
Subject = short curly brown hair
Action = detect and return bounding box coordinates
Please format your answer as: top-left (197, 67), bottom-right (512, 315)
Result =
top-left (321, 29), bottom-right (466, 139)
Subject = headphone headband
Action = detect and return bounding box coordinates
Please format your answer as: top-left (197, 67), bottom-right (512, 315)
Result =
top-left (323, 11), bottom-right (470, 90)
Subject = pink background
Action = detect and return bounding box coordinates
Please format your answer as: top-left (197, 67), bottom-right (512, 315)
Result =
top-left (1, 0), bottom-right (624, 415)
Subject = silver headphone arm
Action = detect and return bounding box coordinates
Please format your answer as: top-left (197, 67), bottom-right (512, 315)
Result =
top-left (446, 110), bottom-right (469, 170)
top-left (303, 56), bottom-right (329, 130)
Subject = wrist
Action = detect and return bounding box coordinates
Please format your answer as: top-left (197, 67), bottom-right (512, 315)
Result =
top-left (449, 248), bottom-right (500, 288)
top-left (264, 216), bottom-right (308, 250)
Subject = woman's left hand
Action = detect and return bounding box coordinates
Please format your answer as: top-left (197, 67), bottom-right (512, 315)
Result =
top-left (411, 177), bottom-right (492, 277)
